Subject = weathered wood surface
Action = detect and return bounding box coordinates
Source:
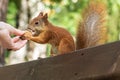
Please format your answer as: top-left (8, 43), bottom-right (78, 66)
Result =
top-left (0, 41), bottom-right (120, 80)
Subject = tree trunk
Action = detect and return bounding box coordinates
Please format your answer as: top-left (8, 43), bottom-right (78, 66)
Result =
top-left (0, 0), bottom-right (8, 21)
top-left (0, 0), bottom-right (9, 66)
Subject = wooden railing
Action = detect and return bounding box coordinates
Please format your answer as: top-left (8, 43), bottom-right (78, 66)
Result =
top-left (0, 41), bottom-right (120, 80)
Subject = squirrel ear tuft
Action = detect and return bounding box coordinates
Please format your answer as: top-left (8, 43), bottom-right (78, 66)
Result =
top-left (39, 12), bottom-right (43, 16)
top-left (43, 13), bottom-right (48, 19)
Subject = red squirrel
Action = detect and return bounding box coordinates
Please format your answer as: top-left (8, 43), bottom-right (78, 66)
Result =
top-left (20, 2), bottom-right (107, 56)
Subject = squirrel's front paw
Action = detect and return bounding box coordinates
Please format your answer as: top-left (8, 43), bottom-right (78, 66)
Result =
top-left (20, 31), bottom-right (32, 40)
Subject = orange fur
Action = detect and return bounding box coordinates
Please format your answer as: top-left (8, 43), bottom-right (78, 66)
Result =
top-left (22, 12), bottom-right (75, 56)
top-left (76, 2), bottom-right (107, 49)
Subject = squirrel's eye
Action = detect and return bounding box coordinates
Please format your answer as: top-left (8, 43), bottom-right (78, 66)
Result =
top-left (35, 22), bottom-right (39, 25)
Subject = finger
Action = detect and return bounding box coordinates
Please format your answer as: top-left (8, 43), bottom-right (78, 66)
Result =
top-left (0, 30), bottom-right (13, 49)
top-left (11, 29), bottom-right (25, 36)
top-left (12, 36), bottom-right (20, 43)
top-left (12, 40), bottom-right (27, 50)
top-left (0, 22), bottom-right (24, 36)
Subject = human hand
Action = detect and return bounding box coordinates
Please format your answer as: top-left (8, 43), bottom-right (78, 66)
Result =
top-left (0, 22), bottom-right (27, 50)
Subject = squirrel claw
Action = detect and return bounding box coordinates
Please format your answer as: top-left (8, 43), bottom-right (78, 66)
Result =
top-left (20, 31), bottom-right (32, 40)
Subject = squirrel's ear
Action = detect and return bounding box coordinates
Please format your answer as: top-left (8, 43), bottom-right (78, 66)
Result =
top-left (38, 12), bottom-right (43, 16)
top-left (43, 13), bottom-right (48, 19)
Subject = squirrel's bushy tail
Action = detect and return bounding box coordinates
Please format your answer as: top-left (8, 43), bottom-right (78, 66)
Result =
top-left (76, 1), bottom-right (107, 50)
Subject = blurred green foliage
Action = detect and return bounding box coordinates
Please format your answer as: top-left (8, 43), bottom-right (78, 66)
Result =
top-left (107, 0), bottom-right (120, 42)
top-left (6, 0), bottom-right (21, 27)
top-left (6, 1), bottom-right (17, 26)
